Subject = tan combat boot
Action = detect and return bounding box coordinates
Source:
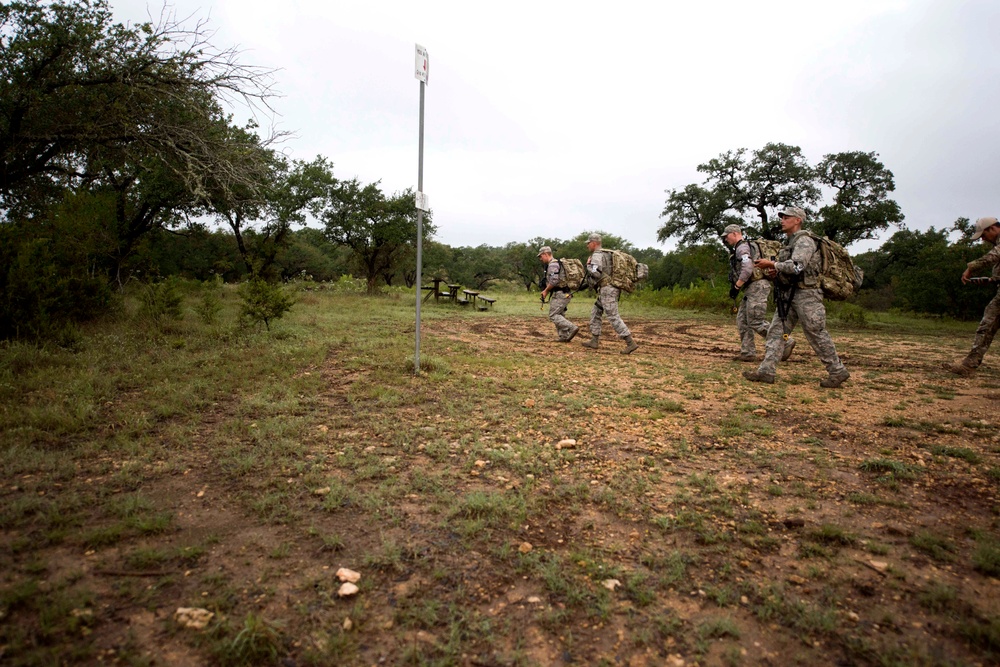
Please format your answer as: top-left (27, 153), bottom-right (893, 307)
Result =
top-left (581, 335), bottom-right (599, 349)
top-left (621, 335), bottom-right (638, 355)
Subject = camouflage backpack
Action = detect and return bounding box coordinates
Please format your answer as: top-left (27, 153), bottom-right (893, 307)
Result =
top-left (805, 232), bottom-right (865, 301)
top-left (556, 258), bottom-right (585, 290)
top-left (750, 239), bottom-right (783, 281)
top-left (730, 238), bottom-right (783, 283)
top-left (598, 250), bottom-right (648, 293)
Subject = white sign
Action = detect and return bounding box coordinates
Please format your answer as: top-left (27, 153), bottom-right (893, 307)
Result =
top-left (415, 191), bottom-right (430, 211)
top-left (415, 44), bottom-right (429, 84)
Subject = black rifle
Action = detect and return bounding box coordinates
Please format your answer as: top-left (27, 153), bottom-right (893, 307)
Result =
top-left (774, 282), bottom-right (797, 341)
top-left (968, 277), bottom-right (998, 285)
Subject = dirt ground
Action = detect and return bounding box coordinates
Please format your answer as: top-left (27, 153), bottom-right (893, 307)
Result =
top-left (3, 314), bottom-right (999, 666)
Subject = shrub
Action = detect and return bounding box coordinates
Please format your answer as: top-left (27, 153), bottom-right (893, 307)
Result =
top-left (139, 278), bottom-right (184, 322)
top-left (237, 279), bottom-right (294, 330)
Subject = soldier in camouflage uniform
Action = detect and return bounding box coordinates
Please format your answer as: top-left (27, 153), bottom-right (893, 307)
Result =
top-left (946, 216), bottom-right (1000, 376)
top-left (580, 233), bottom-right (639, 354)
top-left (538, 246), bottom-right (580, 342)
top-left (743, 206), bottom-right (850, 388)
top-left (724, 224), bottom-right (795, 362)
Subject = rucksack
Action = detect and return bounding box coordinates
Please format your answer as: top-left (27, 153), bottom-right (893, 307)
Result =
top-left (805, 232), bottom-right (865, 301)
top-left (598, 250), bottom-right (648, 293)
top-left (749, 239), bottom-right (783, 281)
top-left (730, 238), bottom-right (783, 283)
top-left (556, 258), bottom-right (585, 290)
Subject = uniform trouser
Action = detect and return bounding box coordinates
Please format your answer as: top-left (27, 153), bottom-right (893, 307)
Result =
top-left (548, 292), bottom-right (577, 339)
top-left (737, 279), bottom-right (771, 355)
top-left (964, 288), bottom-right (1000, 368)
top-left (758, 288), bottom-right (845, 376)
top-left (589, 285), bottom-right (631, 338)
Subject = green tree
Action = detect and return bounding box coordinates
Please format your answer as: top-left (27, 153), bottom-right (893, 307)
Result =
top-left (813, 151), bottom-right (904, 245)
top-left (215, 154), bottom-right (335, 280)
top-left (0, 0), bottom-right (278, 211)
top-left (658, 143), bottom-right (820, 245)
top-left (320, 179), bottom-right (434, 293)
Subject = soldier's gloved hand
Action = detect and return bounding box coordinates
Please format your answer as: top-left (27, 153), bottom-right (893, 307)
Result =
top-left (729, 286), bottom-right (740, 299)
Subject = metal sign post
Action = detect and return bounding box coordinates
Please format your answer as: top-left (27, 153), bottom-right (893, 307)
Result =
top-left (413, 44), bottom-right (429, 374)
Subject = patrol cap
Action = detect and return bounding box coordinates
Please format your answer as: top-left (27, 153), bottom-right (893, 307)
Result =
top-left (778, 205), bottom-right (807, 220)
top-left (587, 233), bottom-right (602, 243)
top-left (722, 224), bottom-right (742, 236)
top-left (536, 245), bottom-right (553, 257)
top-left (971, 216), bottom-right (1000, 241)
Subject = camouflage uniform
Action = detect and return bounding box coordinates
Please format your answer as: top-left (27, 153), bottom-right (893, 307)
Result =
top-left (731, 239), bottom-right (772, 357)
top-left (545, 258), bottom-right (578, 341)
top-left (957, 240), bottom-right (1000, 369)
top-left (587, 250), bottom-right (631, 338)
top-left (755, 230), bottom-right (847, 379)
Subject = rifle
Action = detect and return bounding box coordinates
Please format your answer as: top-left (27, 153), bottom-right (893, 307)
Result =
top-left (774, 282), bottom-right (797, 342)
top-left (968, 276), bottom-right (998, 285)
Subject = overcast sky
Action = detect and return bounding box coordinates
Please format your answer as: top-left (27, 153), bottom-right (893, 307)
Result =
top-left (113, 0), bottom-right (1000, 251)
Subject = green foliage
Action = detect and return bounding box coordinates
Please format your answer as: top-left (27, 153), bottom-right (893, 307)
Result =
top-left (320, 178), bottom-right (435, 293)
top-left (218, 613), bottom-right (285, 666)
top-left (813, 151), bottom-right (904, 246)
top-left (853, 226), bottom-right (993, 319)
top-left (659, 142), bottom-right (821, 245)
top-left (237, 279), bottom-right (294, 331)
top-left (633, 279), bottom-right (730, 311)
top-left (139, 278), bottom-right (184, 322)
top-left (0, 220), bottom-right (111, 341)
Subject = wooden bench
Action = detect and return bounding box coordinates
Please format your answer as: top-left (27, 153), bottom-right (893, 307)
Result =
top-left (477, 296), bottom-right (496, 311)
top-left (457, 298), bottom-right (470, 306)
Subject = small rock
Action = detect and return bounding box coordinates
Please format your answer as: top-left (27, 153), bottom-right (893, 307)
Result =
top-left (174, 607), bottom-right (214, 630)
top-left (602, 579), bottom-right (622, 591)
top-left (314, 487), bottom-right (331, 495)
top-left (846, 611), bottom-right (860, 622)
top-left (752, 409), bottom-right (767, 416)
top-left (556, 439), bottom-right (577, 450)
top-left (338, 582), bottom-right (359, 597)
top-left (783, 517), bottom-right (805, 529)
top-left (868, 560), bottom-right (888, 573)
top-left (667, 655), bottom-right (686, 667)
top-left (788, 575), bottom-right (807, 586)
top-left (524, 399), bottom-right (536, 408)
top-left (740, 595), bottom-right (749, 605)
top-left (474, 460), bottom-right (487, 468)
top-left (518, 542), bottom-right (533, 554)
top-left (336, 568), bottom-right (361, 583)
top-left (343, 617), bottom-right (353, 631)
top-left (527, 596), bottom-right (542, 603)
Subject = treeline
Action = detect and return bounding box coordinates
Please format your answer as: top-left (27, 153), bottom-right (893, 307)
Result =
top-left (134, 220), bottom-right (995, 322)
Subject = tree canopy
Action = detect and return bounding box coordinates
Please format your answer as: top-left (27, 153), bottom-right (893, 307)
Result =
top-left (658, 143), bottom-right (903, 247)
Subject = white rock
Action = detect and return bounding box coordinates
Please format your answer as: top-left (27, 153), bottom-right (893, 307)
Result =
top-left (602, 579), bottom-right (622, 591)
top-left (527, 596), bottom-right (542, 603)
top-left (336, 568), bottom-right (361, 583)
top-left (343, 617), bottom-right (353, 631)
top-left (868, 560), bottom-right (888, 573)
top-left (174, 607), bottom-right (214, 630)
top-left (556, 439), bottom-right (577, 450)
top-left (338, 582), bottom-right (360, 597)
top-left (314, 487), bottom-right (331, 495)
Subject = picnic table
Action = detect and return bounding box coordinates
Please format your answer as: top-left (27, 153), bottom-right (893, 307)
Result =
top-left (422, 278), bottom-right (448, 302)
top-left (447, 284), bottom-right (462, 303)
top-left (462, 289), bottom-right (479, 307)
